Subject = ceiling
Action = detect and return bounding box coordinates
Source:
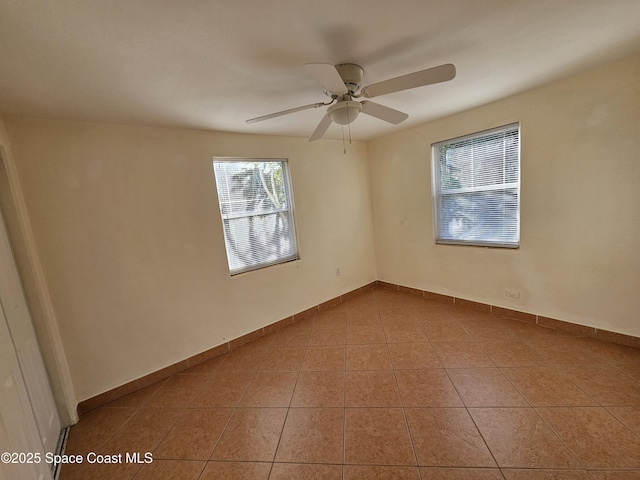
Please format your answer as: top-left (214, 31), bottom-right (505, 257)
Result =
top-left (1, 0), bottom-right (640, 141)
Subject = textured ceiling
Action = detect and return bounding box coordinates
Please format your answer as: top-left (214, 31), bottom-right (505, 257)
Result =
top-left (1, 0), bottom-right (640, 141)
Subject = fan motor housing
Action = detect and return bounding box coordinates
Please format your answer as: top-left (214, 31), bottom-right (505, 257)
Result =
top-left (335, 63), bottom-right (364, 93)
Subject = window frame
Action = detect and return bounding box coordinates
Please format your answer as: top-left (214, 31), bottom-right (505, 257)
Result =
top-left (431, 123), bottom-right (521, 248)
top-left (212, 157), bottom-right (300, 275)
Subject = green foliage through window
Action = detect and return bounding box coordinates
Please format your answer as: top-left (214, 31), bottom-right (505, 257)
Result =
top-left (213, 159), bottom-right (298, 274)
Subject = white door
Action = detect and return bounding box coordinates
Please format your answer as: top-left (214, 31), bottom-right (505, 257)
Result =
top-left (0, 299), bottom-right (52, 480)
top-left (0, 201), bottom-right (60, 473)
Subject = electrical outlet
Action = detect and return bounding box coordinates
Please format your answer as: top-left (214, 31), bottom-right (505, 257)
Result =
top-left (504, 288), bottom-right (521, 299)
top-left (335, 267), bottom-right (340, 276)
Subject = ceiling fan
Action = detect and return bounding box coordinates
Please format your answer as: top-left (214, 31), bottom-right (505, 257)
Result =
top-left (246, 62), bottom-right (456, 141)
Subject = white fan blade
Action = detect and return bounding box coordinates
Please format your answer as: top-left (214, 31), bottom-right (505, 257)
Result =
top-left (246, 102), bottom-right (326, 123)
top-left (304, 63), bottom-right (348, 95)
top-left (308, 114), bottom-right (332, 142)
top-left (361, 63), bottom-right (456, 98)
top-left (361, 101), bottom-right (408, 124)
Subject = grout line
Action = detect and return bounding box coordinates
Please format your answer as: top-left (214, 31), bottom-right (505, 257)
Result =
top-left (205, 405), bottom-right (238, 463)
top-left (422, 317), bottom-right (503, 471)
top-left (388, 347), bottom-right (422, 475)
top-left (266, 313), bottom-right (314, 478)
top-left (192, 461), bottom-right (208, 480)
top-left (530, 404), bottom-right (589, 469)
top-left (342, 338), bottom-right (347, 474)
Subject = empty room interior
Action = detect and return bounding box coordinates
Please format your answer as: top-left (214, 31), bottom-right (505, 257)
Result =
top-left (1, 1), bottom-right (640, 479)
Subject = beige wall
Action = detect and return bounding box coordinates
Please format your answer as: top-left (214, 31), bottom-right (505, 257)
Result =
top-left (4, 51), bottom-right (639, 411)
top-left (4, 119), bottom-right (377, 402)
top-left (369, 52), bottom-right (640, 337)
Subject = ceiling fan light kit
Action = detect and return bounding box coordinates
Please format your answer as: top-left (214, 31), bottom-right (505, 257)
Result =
top-left (246, 61), bottom-right (456, 143)
top-left (327, 100), bottom-right (362, 125)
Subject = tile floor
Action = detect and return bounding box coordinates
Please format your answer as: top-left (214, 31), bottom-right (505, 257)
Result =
top-left (59, 288), bottom-right (640, 480)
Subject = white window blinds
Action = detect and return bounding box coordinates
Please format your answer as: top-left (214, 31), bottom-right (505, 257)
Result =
top-left (432, 123), bottom-right (520, 248)
top-left (213, 159), bottom-right (299, 275)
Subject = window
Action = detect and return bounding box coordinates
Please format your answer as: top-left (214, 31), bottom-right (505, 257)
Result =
top-left (432, 123), bottom-right (520, 248)
top-left (212, 158), bottom-right (299, 275)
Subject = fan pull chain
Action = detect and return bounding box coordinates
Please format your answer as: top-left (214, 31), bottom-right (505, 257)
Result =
top-left (341, 124), bottom-right (346, 154)
top-left (347, 105), bottom-right (352, 146)
top-left (344, 104), bottom-right (353, 154)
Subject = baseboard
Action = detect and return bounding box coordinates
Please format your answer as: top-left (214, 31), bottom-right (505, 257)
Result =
top-left (78, 278), bottom-right (638, 416)
top-left (378, 280), bottom-right (640, 349)
top-left (77, 281), bottom-right (377, 415)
